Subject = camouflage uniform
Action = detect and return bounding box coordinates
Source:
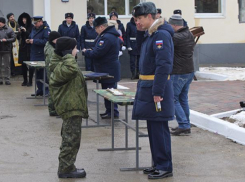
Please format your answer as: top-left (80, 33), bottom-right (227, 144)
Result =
top-left (44, 42), bottom-right (56, 116)
top-left (49, 53), bottom-right (88, 173)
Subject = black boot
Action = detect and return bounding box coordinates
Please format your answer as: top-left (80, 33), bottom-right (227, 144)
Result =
top-left (22, 81), bottom-right (27, 86)
top-left (131, 72), bottom-right (135, 80)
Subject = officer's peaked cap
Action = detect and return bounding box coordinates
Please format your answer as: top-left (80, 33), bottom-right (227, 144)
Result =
top-left (132, 2), bottom-right (157, 17)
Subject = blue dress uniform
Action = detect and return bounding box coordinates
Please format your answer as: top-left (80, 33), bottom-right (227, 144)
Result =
top-left (84, 24), bottom-right (121, 117)
top-left (132, 19), bottom-right (175, 173)
top-left (58, 15), bottom-right (80, 50)
top-left (29, 17), bottom-right (50, 95)
top-left (80, 21), bottom-right (98, 71)
top-left (126, 17), bottom-right (140, 78)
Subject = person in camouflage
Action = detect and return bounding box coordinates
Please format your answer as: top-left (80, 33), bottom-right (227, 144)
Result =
top-left (49, 37), bottom-right (88, 178)
top-left (44, 31), bottom-right (61, 116)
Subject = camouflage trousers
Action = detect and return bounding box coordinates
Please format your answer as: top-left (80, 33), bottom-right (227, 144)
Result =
top-left (58, 116), bottom-right (82, 173)
top-left (48, 96), bottom-right (57, 116)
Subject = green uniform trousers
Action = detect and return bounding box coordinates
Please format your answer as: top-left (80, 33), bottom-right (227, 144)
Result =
top-left (58, 116), bottom-right (82, 173)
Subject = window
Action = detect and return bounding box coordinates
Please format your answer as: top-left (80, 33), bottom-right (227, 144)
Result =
top-left (87, 0), bottom-right (140, 17)
top-left (195, 0), bottom-right (225, 18)
top-left (239, 0), bottom-right (245, 23)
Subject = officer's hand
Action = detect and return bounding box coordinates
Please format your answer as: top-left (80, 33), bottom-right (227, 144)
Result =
top-left (122, 46), bottom-right (126, 51)
top-left (154, 96), bottom-right (163, 102)
top-left (29, 39), bottom-right (33, 44)
top-left (82, 48), bottom-right (86, 53)
top-left (2, 39), bottom-right (7, 42)
top-left (26, 39), bottom-right (30, 43)
top-left (128, 47), bottom-right (132, 51)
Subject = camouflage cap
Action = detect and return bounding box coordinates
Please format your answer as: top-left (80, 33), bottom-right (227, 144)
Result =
top-left (132, 2), bottom-right (157, 17)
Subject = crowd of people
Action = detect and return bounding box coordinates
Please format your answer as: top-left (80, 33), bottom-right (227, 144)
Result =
top-left (0, 1), bottom-right (196, 180)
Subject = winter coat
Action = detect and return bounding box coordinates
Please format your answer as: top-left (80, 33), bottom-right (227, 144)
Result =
top-left (44, 42), bottom-right (54, 80)
top-left (58, 21), bottom-right (80, 50)
top-left (132, 18), bottom-right (174, 121)
top-left (171, 26), bottom-right (195, 75)
top-left (49, 53), bottom-right (88, 120)
top-left (0, 25), bottom-right (16, 52)
top-left (117, 20), bottom-right (126, 45)
top-left (17, 12), bottom-right (33, 63)
top-left (29, 21), bottom-right (50, 61)
top-left (80, 21), bottom-right (98, 50)
top-left (84, 26), bottom-right (121, 83)
top-left (126, 17), bottom-right (139, 56)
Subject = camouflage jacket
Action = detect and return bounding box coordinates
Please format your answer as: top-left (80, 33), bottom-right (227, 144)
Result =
top-left (49, 53), bottom-right (88, 120)
top-left (44, 42), bottom-right (54, 80)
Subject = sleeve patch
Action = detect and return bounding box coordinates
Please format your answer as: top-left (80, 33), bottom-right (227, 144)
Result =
top-left (98, 40), bottom-right (104, 46)
top-left (156, 40), bottom-right (163, 49)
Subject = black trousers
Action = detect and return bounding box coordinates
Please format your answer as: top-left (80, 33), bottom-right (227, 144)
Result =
top-left (147, 120), bottom-right (172, 172)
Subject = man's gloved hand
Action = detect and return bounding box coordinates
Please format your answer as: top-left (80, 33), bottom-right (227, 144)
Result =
top-left (119, 51), bottom-right (123, 57)
top-left (128, 47), bottom-right (133, 51)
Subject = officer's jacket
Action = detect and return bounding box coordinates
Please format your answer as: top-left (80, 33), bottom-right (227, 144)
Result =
top-left (132, 18), bottom-right (174, 121)
top-left (126, 17), bottom-right (138, 56)
top-left (49, 53), bottom-right (88, 120)
top-left (58, 21), bottom-right (80, 50)
top-left (84, 26), bottom-right (120, 83)
top-left (0, 25), bottom-right (16, 52)
top-left (117, 20), bottom-right (126, 45)
top-left (80, 21), bottom-right (98, 50)
top-left (29, 21), bottom-right (50, 61)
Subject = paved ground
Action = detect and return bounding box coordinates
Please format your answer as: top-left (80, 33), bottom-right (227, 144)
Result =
top-left (0, 77), bottom-right (245, 182)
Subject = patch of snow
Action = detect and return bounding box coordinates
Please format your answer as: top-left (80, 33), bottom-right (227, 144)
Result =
top-left (200, 67), bottom-right (245, 81)
top-left (230, 111), bottom-right (245, 127)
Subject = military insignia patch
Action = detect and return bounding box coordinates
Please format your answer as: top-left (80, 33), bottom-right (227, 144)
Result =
top-left (98, 40), bottom-right (104, 46)
top-left (156, 40), bottom-right (163, 49)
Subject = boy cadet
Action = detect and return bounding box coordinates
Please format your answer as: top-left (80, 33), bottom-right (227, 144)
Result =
top-left (49, 37), bottom-right (88, 178)
top-left (82, 17), bottom-right (120, 119)
top-left (132, 2), bottom-right (174, 179)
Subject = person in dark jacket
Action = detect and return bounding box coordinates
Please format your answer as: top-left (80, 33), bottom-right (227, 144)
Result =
top-left (58, 13), bottom-right (80, 50)
top-left (173, 9), bottom-right (188, 27)
top-left (109, 11), bottom-right (126, 45)
top-left (83, 17), bottom-right (121, 119)
top-left (27, 16), bottom-right (50, 95)
top-left (80, 13), bottom-right (97, 71)
top-left (132, 2), bottom-right (174, 179)
top-left (126, 17), bottom-right (139, 79)
top-left (168, 14), bottom-right (195, 136)
top-left (156, 8), bottom-right (162, 19)
top-left (17, 12), bottom-right (34, 86)
top-left (49, 37), bottom-right (88, 178)
top-left (0, 17), bottom-right (16, 85)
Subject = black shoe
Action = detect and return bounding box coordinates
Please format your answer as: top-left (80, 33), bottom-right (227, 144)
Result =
top-left (131, 72), bottom-right (135, 80)
top-left (0, 81), bottom-right (3, 85)
top-left (171, 126), bottom-right (178, 131)
top-left (5, 81), bottom-right (11, 85)
top-left (148, 170), bottom-right (173, 179)
top-left (27, 82), bottom-right (32, 87)
top-left (58, 168), bottom-right (86, 178)
top-left (31, 92), bottom-right (43, 96)
top-left (143, 167), bottom-right (156, 174)
top-left (49, 112), bottom-right (59, 116)
top-left (171, 128), bottom-right (191, 136)
top-left (100, 112), bottom-right (108, 116)
top-left (22, 81), bottom-right (27, 86)
top-left (101, 114), bottom-right (119, 119)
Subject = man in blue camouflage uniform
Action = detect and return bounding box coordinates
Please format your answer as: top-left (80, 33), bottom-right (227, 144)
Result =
top-left (132, 2), bottom-right (174, 179)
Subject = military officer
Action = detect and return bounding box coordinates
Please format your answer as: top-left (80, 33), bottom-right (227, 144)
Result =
top-left (126, 16), bottom-right (139, 79)
top-left (58, 13), bottom-right (80, 50)
top-left (80, 13), bottom-right (98, 71)
top-left (27, 16), bottom-right (50, 95)
top-left (82, 17), bottom-right (120, 119)
top-left (132, 2), bottom-right (174, 179)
